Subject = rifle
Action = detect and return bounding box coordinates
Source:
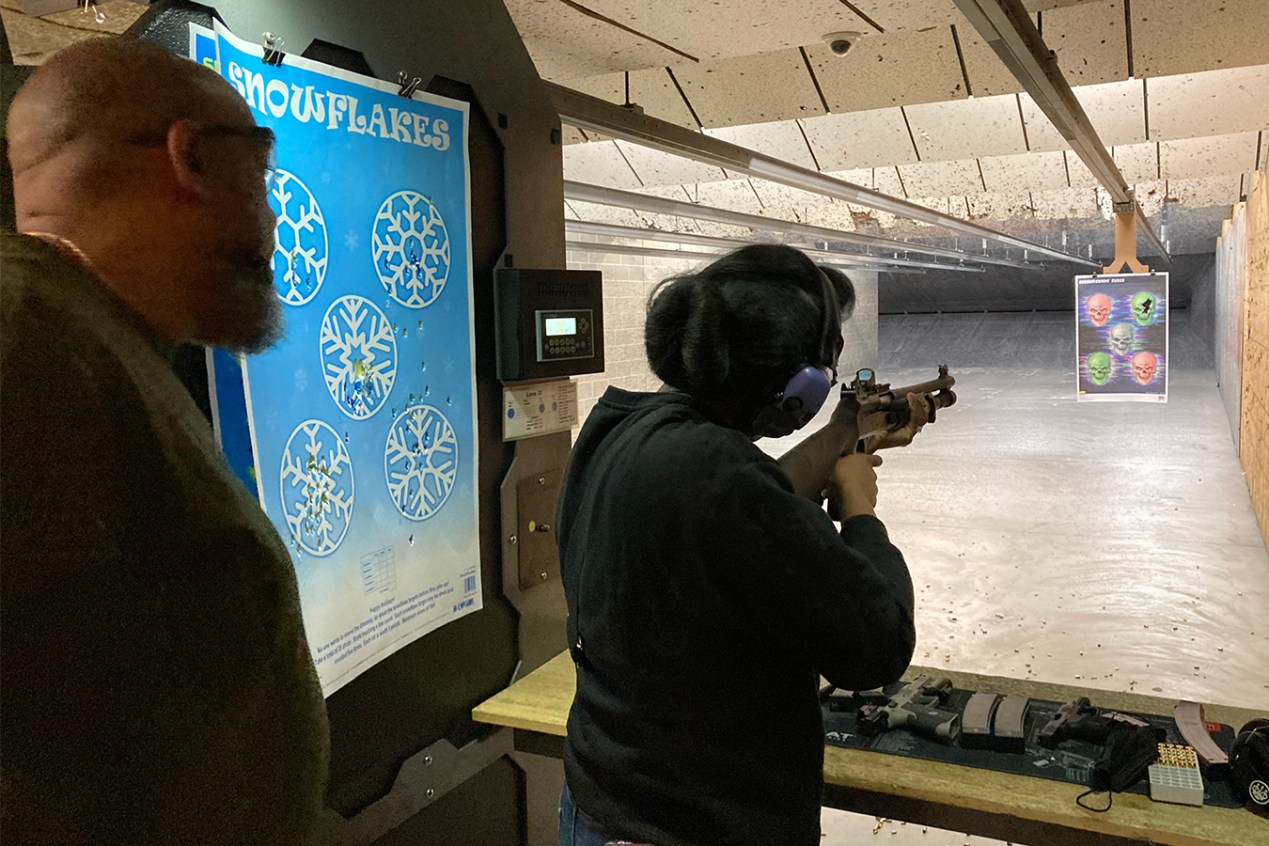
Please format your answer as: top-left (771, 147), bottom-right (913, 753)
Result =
top-left (844, 365), bottom-right (958, 455)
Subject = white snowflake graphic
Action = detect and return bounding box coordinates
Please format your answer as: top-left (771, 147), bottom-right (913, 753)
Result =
top-left (371, 190), bottom-right (450, 308)
top-left (384, 404), bottom-right (458, 521)
top-left (320, 296), bottom-right (397, 420)
top-left (280, 419), bottom-right (354, 556)
top-left (270, 170), bottom-right (329, 306)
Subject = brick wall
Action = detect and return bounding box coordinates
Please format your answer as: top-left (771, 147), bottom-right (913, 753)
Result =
top-left (565, 236), bottom-right (880, 429)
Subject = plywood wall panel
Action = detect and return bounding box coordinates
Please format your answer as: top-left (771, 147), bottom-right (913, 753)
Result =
top-left (1242, 170), bottom-right (1269, 548)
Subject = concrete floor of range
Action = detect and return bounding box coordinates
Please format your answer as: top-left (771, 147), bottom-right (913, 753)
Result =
top-left (764, 358), bottom-right (1269, 844)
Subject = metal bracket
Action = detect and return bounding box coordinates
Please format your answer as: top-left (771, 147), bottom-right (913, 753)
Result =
top-left (316, 729), bottom-right (514, 845)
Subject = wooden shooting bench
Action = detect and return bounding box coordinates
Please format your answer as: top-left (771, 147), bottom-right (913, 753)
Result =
top-left (473, 651), bottom-right (1266, 846)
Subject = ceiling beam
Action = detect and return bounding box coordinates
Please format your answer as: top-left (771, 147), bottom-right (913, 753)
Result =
top-left (548, 82), bottom-right (1100, 269)
top-left (950, 0), bottom-right (1172, 266)
top-left (565, 180), bottom-right (1040, 270)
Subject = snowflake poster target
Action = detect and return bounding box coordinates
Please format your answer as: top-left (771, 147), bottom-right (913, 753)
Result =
top-left (372, 191), bottom-right (451, 308)
top-left (280, 419), bottom-right (355, 556)
top-left (321, 296), bottom-right (397, 419)
top-left (198, 21), bottom-right (480, 696)
top-left (1074, 272), bottom-right (1169, 403)
top-left (385, 405), bottom-right (459, 521)
top-left (271, 170), bottom-right (329, 306)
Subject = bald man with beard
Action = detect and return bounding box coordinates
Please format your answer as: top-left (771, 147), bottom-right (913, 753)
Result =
top-left (1, 38), bottom-right (328, 843)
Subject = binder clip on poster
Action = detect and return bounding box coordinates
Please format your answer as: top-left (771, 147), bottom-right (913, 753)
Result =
top-left (397, 71), bottom-right (422, 99)
top-left (262, 32), bottom-right (285, 67)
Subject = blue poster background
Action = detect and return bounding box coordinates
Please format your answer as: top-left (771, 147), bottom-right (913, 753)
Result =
top-left (1074, 272), bottom-right (1169, 402)
top-left (198, 23), bottom-right (481, 694)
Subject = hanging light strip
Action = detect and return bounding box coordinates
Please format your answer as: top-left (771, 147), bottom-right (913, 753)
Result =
top-left (565, 181), bottom-right (1038, 270)
top-left (548, 82), bottom-right (1099, 268)
top-left (564, 240), bottom-right (934, 275)
top-left (564, 220), bottom-right (987, 273)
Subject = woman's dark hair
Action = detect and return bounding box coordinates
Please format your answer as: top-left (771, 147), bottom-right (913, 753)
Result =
top-left (644, 244), bottom-right (855, 401)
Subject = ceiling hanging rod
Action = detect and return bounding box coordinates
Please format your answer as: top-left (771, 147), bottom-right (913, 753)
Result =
top-left (547, 82), bottom-right (1099, 269)
top-left (564, 240), bottom-right (934, 275)
top-left (565, 180), bottom-right (1038, 270)
top-left (565, 219), bottom-right (988, 273)
top-left (949, 0), bottom-right (1171, 266)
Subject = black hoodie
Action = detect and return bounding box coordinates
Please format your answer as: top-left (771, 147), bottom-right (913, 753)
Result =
top-left (557, 387), bottom-right (916, 846)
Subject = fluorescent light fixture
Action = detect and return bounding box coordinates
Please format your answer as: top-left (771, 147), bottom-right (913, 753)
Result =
top-left (564, 219), bottom-right (986, 272)
top-left (565, 181), bottom-right (1038, 270)
top-left (564, 240), bottom-right (933, 275)
top-left (548, 81), bottom-right (1101, 268)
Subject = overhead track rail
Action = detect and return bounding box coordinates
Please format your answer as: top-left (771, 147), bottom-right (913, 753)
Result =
top-left (565, 181), bottom-right (1039, 270)
top-left (548, 82), bottom-right (1100, 269)
top-left (950, 0), bottom-right (1172, 266)
top-left (565, 240), bottom-right (936, 275)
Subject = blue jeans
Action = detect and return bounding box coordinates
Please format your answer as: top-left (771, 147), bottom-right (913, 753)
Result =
top-left (558, 781), bottom-right (648, 846)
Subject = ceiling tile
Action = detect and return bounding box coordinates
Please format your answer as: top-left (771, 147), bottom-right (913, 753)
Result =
top-left (691, 179), bottom-right (765, 212)
top-left (565, 199), bottom-right (646, 227)
top-left (1018, 79), bottom-right (1146, 151)
top-left (909, 196), bottom-right (956, 215)
top-left (1065, 151), bottom-right (1097, 187)
top-left (1131, 0), bottom-right (1269, 78)
top-left (630, 68), bottom-right (702, 129)
top-left (1031, 187), bottom-right (1098, 220)
top-left (748, 178), bottom-right (839, 209)
top-left (562, 141), bottom-right (642, 188)
top-left (1148, 65), bottom-right (1269, 141)
top-left (896, 159), bottom-right (984, 196)
top-left (1159, 133), bottom-right (1261, 180)
top-left (873, 166), bottom-right (905, 198)
top-left (671, 49), bottom-right (827, 127)
top-left (799, 202), bottom-right (860, 233)
top-left (957, 25), bottom-right (1026, 97)
top-left (576, 0), bottom-right (870, 62)
top-left (826, 168), bottom-right (877, 190)
top-left (1041, 0), bottom-right (1129, 86)
top-left (845, 0), bottom-right (961, 31)
top-left (559, 68), bottom-right (700, 132)
top-left (905, 96), bottom-right (1028, 160)
top-left (504, 0), bottom-right (685, 79)
top-left (807, 28), bottom-right (967, 113)
top-left (980, 150), bottom-right (1070, 192)
top-left (615, 141), bottom-right (727, 186)
top-left (705, 121), bottom-right (818, 169)
top-left (1018, 94), bottom-right (1069, 152)
top-left (967, 192), bottom-right (1037, 221)
top-left (1077, 79), bottom-right (1147, 146)
top-left (1112, 142), bottom-right (1159, 182)
top-left (800, 109), bottom-right (919, 171)
top-left (1167, 175), bottom-right (1242, 209)
top-left (1134, 179), bottom-right (1168, 216)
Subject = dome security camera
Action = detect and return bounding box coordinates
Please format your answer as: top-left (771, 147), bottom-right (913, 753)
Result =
top-left (823, 31), bottom-right (863, 56)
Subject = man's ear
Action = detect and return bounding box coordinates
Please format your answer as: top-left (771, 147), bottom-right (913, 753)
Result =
top-left (166, 120), bottom-right (213, 200)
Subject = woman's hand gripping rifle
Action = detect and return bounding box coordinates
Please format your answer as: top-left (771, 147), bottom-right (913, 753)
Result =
top-left (777, 366), bottom-right (957, 516)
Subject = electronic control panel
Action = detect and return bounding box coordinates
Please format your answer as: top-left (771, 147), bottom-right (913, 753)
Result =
top-left (496, 268), bottom-right (604, 381)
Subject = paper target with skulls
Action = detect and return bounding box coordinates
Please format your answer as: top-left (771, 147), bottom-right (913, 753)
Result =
top-left (320, 296), bottom-right (398, 419)
top-left (279, 419), bottom-right (355, 556)
top-left (384, 405), bottom-right (459, 521)
top-left (1074, 272), bottom-right (1169, 402)
top-left (270, 170), bottom-right (329, 306)
top-left (371, 191), bottom-right (451, 308)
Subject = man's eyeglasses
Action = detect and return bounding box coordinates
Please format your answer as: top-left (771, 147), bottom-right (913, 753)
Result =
top-left (128, 123), bottom-right (278, 191)
top-left (196, 124), bottom-right (278, 191)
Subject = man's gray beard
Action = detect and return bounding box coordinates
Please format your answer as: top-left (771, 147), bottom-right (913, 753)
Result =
top-left (197, 263), bottom-right (285, 354)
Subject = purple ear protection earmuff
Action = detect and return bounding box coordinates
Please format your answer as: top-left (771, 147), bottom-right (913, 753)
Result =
top-left (749, 269), bottom-right (839, 439)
